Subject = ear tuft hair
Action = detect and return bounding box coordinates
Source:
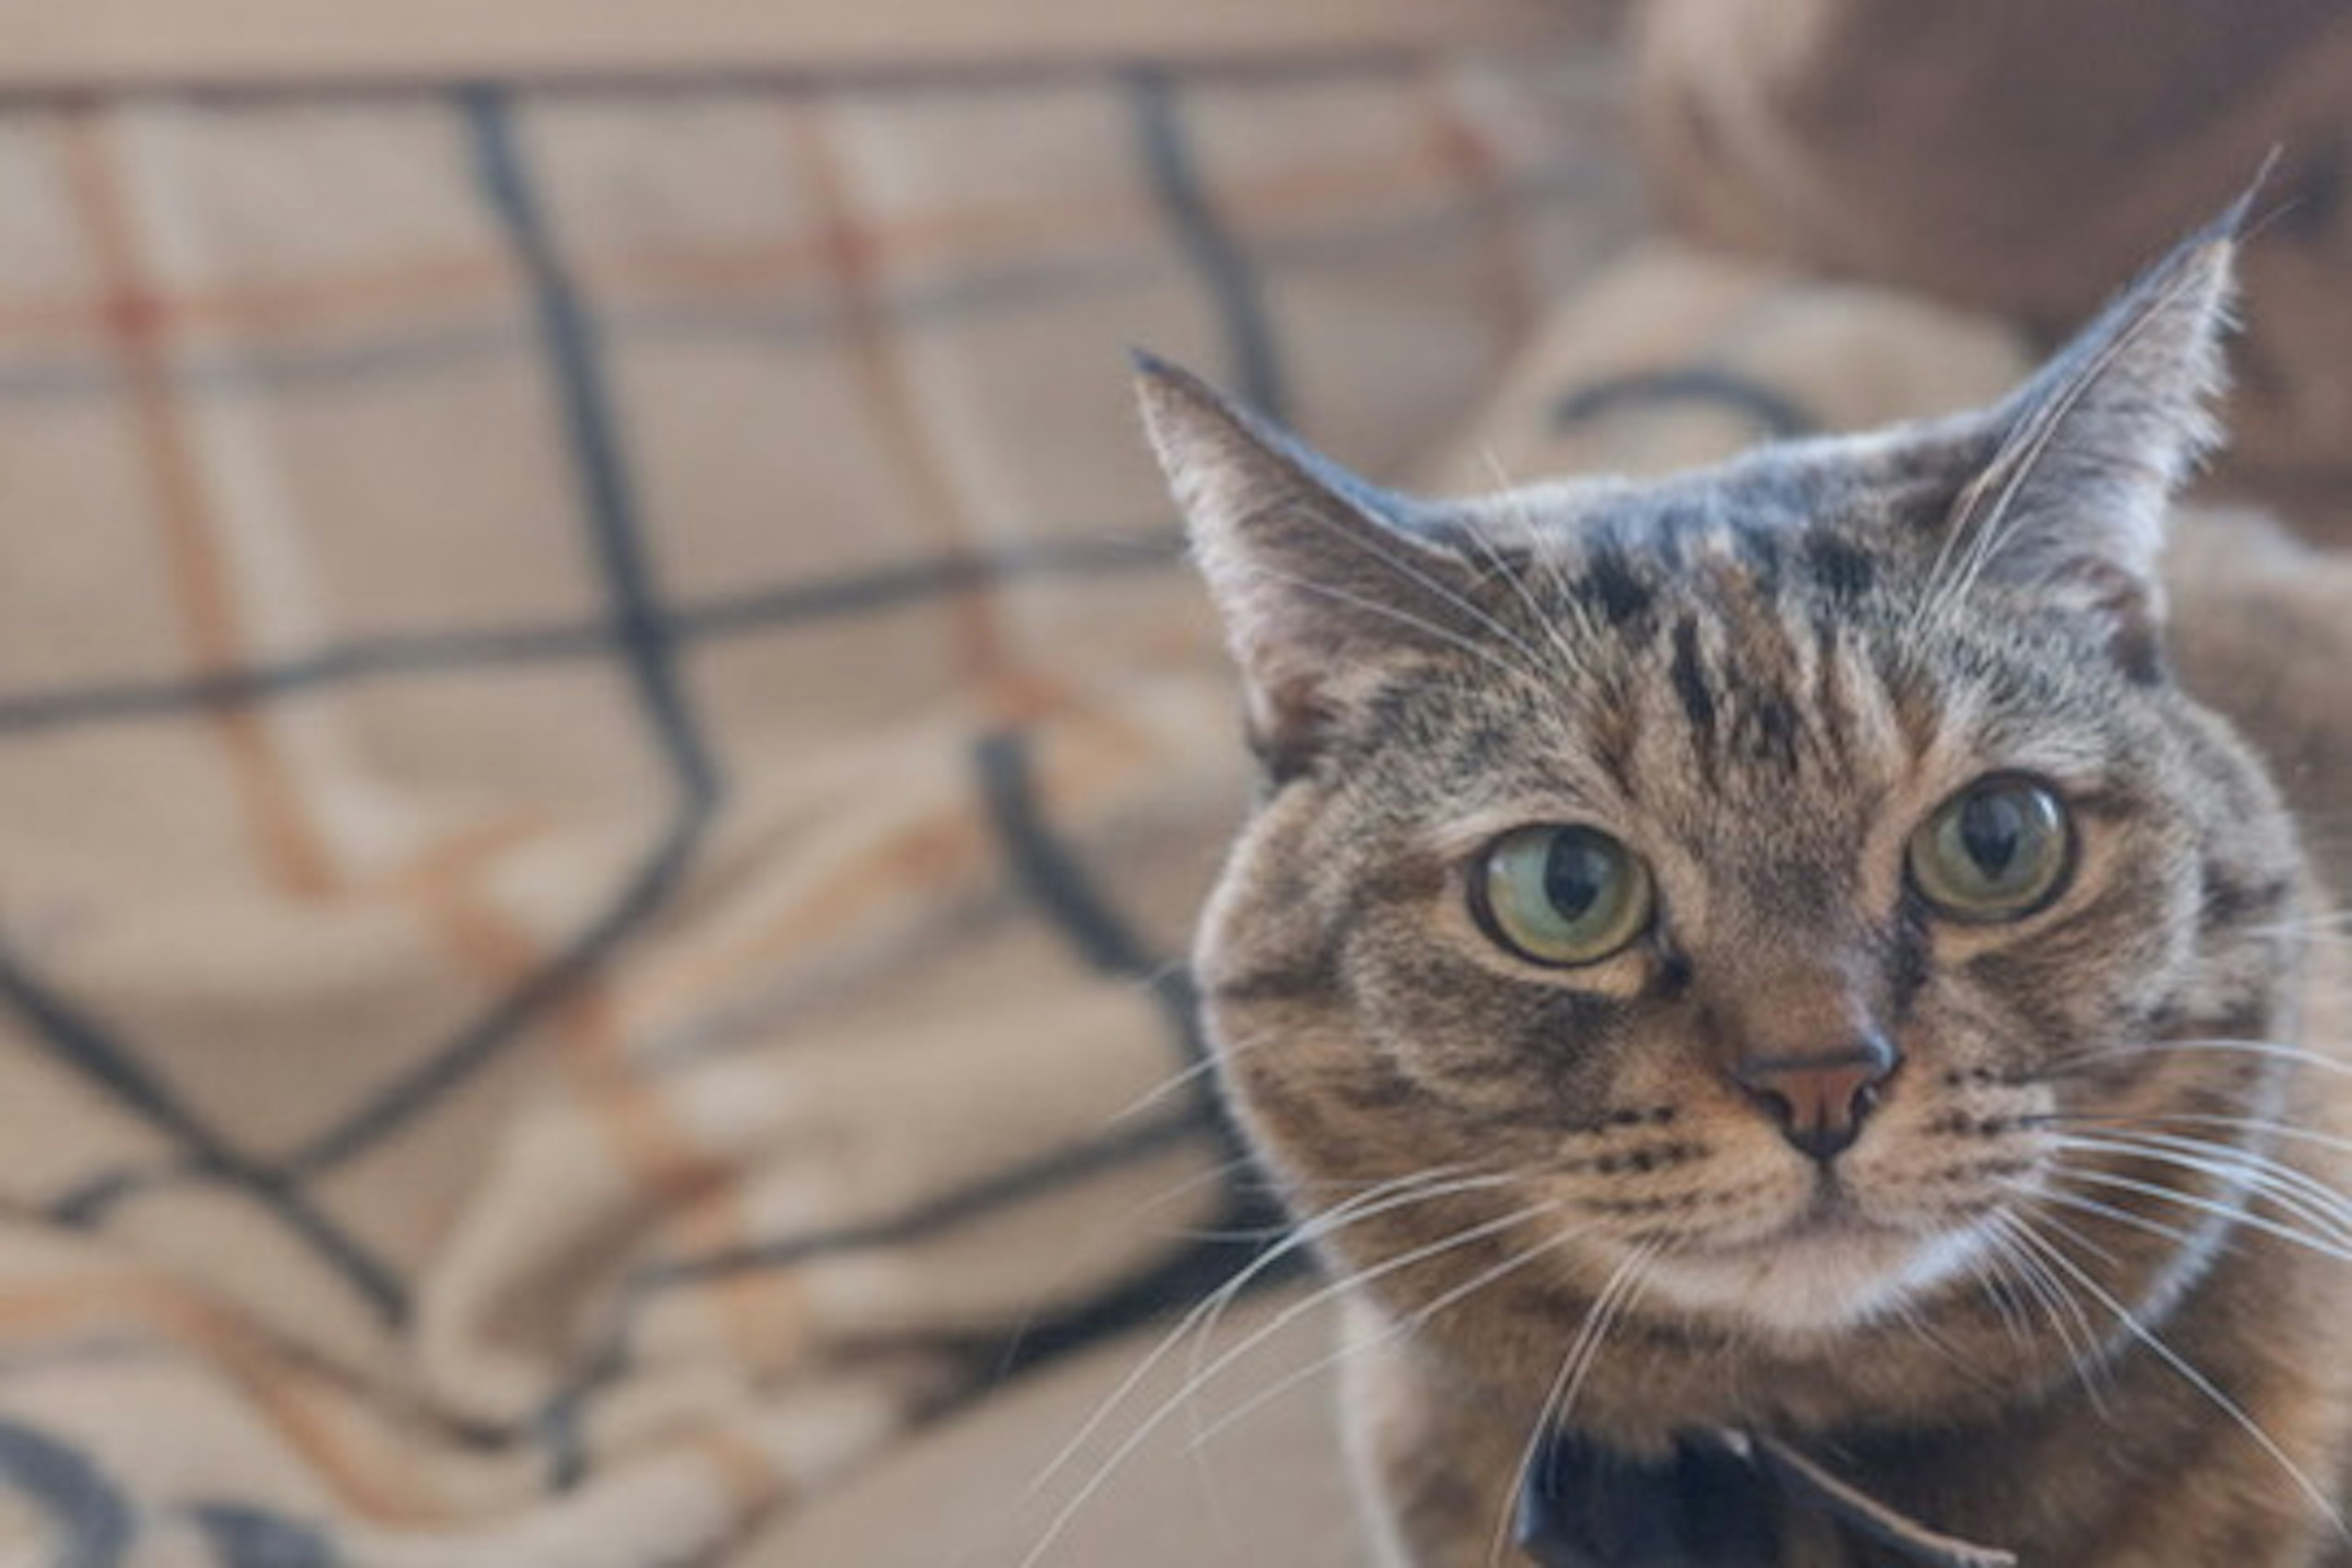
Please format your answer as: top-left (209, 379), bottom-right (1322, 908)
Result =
top-left (1133, 354), bottom-right (1481, 774)
top-left (1944, 192), bottom-right (2249, 663)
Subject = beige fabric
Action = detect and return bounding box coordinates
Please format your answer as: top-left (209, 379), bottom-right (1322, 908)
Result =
top-left (0, 31), bottom-right (1643, 1568)
top-left (0, 0), bottom-right (1594, 87)
top-left (1420, 241), bottom-right (2030, 491)
top-left (745, 1286), bottom-right (1360, 1568)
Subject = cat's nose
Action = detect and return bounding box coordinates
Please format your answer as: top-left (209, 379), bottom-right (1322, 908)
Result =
top-left (1732, 1033), bottom-right (1898, 1162)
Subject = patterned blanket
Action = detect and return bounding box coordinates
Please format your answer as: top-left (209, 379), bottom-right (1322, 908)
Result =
top-left (0, 12), bottom-right (1640, 1565)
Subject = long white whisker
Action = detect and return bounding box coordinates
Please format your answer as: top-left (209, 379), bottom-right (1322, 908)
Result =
top-left (1014, 1176), bottom-right (1527, 1568)
top-left (1486, 1239), bottom-right (1660, 1568)
top-left (1236, 560), bottom-right (1542, 688)
top-left (2048, 1036), bottom-right (2352, 1082)
top-left (2046, 1134), bottom-right (2352, 1256)
top-left (1019, 1165), bottom-right (1497, 1503)
top-left (1183, 1211), bottom-right (1593, 1453)
top-left (2053, 1110), bottom-right (2352, 1162)
top-left (2051, 1157), bottom-right (2352, 1267)
top-left (1280, 499), bottom-right (1558, 685)
top-left (2008, 1216), bottom-right (2352, 1542)
top-left (1983, 1213), bottom-right (2116, 1414)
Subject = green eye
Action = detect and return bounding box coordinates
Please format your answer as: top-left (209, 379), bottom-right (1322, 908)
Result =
top-left (1908, 776), bottom-right (2075, 922)
top-left (1472, 825), bottom-right (1654, 967)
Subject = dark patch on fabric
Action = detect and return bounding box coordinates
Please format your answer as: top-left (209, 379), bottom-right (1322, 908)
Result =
top-left (643, 1107), bottom-right (1211, 1292)
top-left (0, 1419), bottom-right (132, 1568)
top-left (187, 1502), bottom-right (340, 1568)
top-left (1551, 366), bottom-right (1819, 442)
top-left (1669, 617), bottom-right (1717, 740)
top-left (973, 728), bottom-right (1205, 1058)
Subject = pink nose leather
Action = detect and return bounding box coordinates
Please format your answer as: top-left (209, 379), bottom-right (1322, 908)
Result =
top-left (1734, 1041), bottom-right (1896, 1161)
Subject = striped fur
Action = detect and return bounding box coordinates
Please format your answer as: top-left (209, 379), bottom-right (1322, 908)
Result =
top-left (1142, 216), bottom-right (2352, 1564)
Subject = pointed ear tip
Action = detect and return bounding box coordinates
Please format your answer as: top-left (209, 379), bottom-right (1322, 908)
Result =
top-left (1128, 351), bottom-right (1243, 455)
top-left (1125, 344), bottom-right (1176, 380)
top-left (2197, 146), bottom-right (2286, 263)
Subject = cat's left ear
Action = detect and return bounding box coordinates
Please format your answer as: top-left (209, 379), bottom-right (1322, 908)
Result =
top-left (1949, 198), bottom-right (2246, 668)
top-left (1133, 352), bottom-right (1483, 775)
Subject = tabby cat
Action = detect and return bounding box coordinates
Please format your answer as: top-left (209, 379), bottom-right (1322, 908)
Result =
top-left (1136, 209), bottom-right (2352, 1565)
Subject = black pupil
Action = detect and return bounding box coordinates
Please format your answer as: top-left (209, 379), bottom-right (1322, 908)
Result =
top-left (1544, 834), bottom-right (1613, 921)
top-left (1959, 791), bottom-right (2029, 879)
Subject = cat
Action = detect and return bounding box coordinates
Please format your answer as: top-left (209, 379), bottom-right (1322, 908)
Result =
top-left (1134, 202), bottom-right (2352, 1566)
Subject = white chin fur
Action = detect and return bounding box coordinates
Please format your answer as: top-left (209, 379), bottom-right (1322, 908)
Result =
top-left (1642, 1221), bottom-right (1993, 1336)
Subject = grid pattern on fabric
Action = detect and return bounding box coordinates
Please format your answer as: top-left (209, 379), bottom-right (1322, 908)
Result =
top-left (0, 45), bottom-right (1637, 1568)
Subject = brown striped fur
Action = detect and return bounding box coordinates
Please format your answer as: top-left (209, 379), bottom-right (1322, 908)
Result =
top-left (1137, 214), bottom-right (2352, 1565)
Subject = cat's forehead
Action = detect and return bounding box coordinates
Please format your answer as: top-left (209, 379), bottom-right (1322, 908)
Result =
top-left (1456, 431), bottom-right (1971, 579)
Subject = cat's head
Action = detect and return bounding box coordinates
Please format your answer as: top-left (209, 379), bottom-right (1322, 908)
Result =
top-left (1138, 211), bottom-right (2313, 1378)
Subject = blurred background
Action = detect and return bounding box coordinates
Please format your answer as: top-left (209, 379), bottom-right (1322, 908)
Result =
top-left (0, 2), bottom-right (2345, 1564)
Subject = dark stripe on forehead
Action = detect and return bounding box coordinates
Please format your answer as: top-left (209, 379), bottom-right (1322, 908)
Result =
top-left (1575, 547), bottom-right (1657, 629)
top-left (1803, 534), bottom-right (1879, 598)
top-left (1730, 520), bottom-right (1785, 589)
top-left (1808, 615), bottom-right (1853, 756)
top-left (1740, 688), bottom-right (1803, 770)
top-left (1669, 617), bottom-right (1717, 739)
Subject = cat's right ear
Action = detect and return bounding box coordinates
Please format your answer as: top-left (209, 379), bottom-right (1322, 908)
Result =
top-left (1133, 352), bottom-right (1478, 775)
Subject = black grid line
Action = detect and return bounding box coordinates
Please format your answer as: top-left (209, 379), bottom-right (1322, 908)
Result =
top-left (0, 1415), bottom-right (134, 1566)
top-left (280, 88), bottom-right (725, 1176)
top-left (1128, 68), bottom-right (1292, 425)
top-left (2, 943), bottom-right (409, 1323)
top-left (1553, 367), bottom-right (1823, 441)
top-left (519, 725), bottom-right (1248, 1479)
top-left (0, 532), bottom-right (1184, 740)
top-left (12, 92), bottom-right (731, 1325)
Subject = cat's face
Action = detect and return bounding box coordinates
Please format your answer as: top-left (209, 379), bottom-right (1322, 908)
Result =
top-left (1141, 214), bottom-right (2312, 1383)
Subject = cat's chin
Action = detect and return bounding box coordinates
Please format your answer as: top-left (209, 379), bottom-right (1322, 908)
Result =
top-left (1638, 1213), bottom-right (1995, 1338)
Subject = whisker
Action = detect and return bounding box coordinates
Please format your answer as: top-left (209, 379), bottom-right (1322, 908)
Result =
top-left (1234, 560), bottom-right (1543, 688)
top-left (2007, 1216), bottom-right (2352, 1542)
top-left (2043, 1141), bottom-right (2352, 1266)
top-left (1960, 1246), bottom-right (2035, 1359)
top-left (1012, 1171), bottom-right (1523, 1568)
top-left (1182, 1210), bottom-right (1593, 1453)
top-left (1280, 497), bottom-right (1559, 686)
top-left (2046, 1109), bottom-right (2352, 1162)
top-left (1486, 1239), bottom-right (1661, 1568)
top-left (1463, 456), bottom-right (1591, 681)
top-left (2046, 1133), bottom-right (2352, 1253)
top-left (1981, 1213), bottom-right (2116, 1414)
top-left (1103, 1023), bottom-right (1286, 1127)
top-left (1018, 1164), bottom-right (1498, 1505)
top-left (2046, 1036), bottom-right (2352, 1082)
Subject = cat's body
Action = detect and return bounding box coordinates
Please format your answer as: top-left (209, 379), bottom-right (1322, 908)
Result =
top-left (1139, 210), bottom-right (2352, 1566)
